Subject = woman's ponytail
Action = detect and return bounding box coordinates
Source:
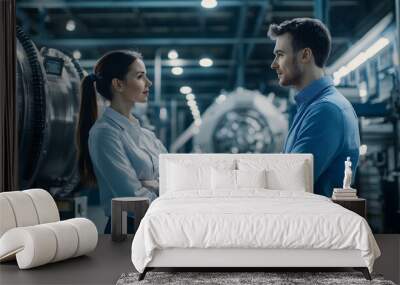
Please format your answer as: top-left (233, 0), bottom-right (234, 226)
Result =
top-left (76, 75), bottom-right (98, 186)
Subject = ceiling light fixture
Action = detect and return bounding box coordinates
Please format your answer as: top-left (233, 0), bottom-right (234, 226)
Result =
top-left (180, 86), bottom-right (192, 94)
top-left (171, 67), bottom-right (183, 75)
top-left (199, 57), bottom-right (213, 67)
top-left (187, 100), bottom-right (197, 108)
top-left (186, 93), bottom-right (195, 101)
top-left (201, 0), bottom-right (218, 9)
top-left (168, 50), bottom-right (179, 59)
top-left (72, 50), bottom-right (81, 60)
top-left (65, 20), bottom-right (76, 32)
top-left (333, 37), bottom-right (390, 86)
top-left (192, 109), bottom-right (200, 116)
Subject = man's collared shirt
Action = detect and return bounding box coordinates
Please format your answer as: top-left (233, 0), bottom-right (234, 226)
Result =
top-left (88, 107), bottom-right (167, 217)
top-left (283, 76), bottom-right (360, 196)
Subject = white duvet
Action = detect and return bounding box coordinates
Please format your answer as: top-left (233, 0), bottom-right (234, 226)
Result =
top-left (131, 190), bottom-right (380, 273)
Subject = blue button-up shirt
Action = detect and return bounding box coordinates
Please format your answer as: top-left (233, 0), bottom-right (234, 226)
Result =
top-left (88, 107), bottom-right (167, 216)
top-left (283, 76), bottom-right (360, 196)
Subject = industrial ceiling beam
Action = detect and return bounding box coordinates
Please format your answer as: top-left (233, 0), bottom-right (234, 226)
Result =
top-left (274, 0), bottom-right (358, 7)
top-left (17, 0), bottom-right (267, 9)
top-left (17, 0), bottom-right (360, 9)
top-left (82, 66), bottom-right (232, 76)
top-left (162, 80), bottom-right (228, 87)
top-left (34, 37), bottom-right (274, 47)
top-left (158, 93), bottom-right (222, 101)
top-left (162, 78), bottom-right (283, 94)
top-left (79, 59), bottom-right (270, 68)
top-left (34, 37), bottom-right (349, 47)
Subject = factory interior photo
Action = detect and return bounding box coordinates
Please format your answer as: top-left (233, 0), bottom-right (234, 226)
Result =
top-left (1, 0), bottom-right (400, 284)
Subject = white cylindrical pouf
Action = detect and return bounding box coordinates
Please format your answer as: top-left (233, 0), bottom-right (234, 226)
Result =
top-left (0, 226), bottom-right (57, 269)
top-left (42, 221), bottom-right (79, 262)
top-left (1, 192), bottom-right (39, 227)
top-left (66, 218), bottom-right (98, 257)
top-left (24, 189), bottom-right (60, 223)
top-left (0, 196), bottom-right (17, 237)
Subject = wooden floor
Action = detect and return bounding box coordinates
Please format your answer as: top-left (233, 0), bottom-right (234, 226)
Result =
top-left (0, 235), bottom-right (399, 285)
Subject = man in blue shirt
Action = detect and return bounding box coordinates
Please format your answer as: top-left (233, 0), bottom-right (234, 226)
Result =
top-left (268, 18), bottom-right (360, 197)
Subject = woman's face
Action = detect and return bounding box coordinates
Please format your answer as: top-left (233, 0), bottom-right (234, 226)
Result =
top-left (120, 59), bottom-right (152, 103)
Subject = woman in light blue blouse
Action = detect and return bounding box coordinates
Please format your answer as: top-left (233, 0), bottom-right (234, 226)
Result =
top-left (76, 50), bottom-right (167, 233)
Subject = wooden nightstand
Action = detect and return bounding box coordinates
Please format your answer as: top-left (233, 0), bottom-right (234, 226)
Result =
top-left (331, 198), bottom-right (366, 218)
top-left (111, 197), bottom-right (150, 242)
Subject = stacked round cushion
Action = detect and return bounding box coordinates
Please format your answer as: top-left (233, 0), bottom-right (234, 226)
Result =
top-left (0, 189), bottom-right (98, 269)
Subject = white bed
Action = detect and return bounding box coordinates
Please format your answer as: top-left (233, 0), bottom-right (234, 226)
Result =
top-left (131, 154), bottom-right (380, 280)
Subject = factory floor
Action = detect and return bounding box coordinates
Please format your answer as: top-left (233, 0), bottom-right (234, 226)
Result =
top-left (0, 235), bottom-right (399, 285)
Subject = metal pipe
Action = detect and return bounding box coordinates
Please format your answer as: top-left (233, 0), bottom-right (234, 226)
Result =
top-left (170, 100), bottom-right (177, 151)
top-left (229, 3), bottom-right (247, 86)
top-left (246, 1), bottom-right (269, 60)
top-left (236, 44), bottom-right (244, 88)
top-left (154, 49), bottom-right (162, 104)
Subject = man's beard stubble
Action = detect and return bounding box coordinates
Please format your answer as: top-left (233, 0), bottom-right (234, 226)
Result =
top-left (287, 57), bottom-right (303, 87)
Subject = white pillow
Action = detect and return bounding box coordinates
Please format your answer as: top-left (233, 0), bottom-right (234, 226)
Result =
top-left (211, 168), bottom-right (236, 190)
top-left (237, 159), bottom-right (307, 192)
top-left (266, 167), bottom-right (306, 191)
top-left (211, 169), bottom-right (268, 191)
top-left (236, 169), bottom-right (267, 189)
top-left (167, 162), bottom-right (211, 191)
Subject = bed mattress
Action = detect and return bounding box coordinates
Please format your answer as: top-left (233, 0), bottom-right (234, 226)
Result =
top-left (131, 190), bottom-right (380, 273)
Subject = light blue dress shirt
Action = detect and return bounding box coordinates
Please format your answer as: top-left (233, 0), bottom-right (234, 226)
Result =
top-left (283, 76), bottom-right (360, 197)
top-left (88, 107), bottom-right (167, 217)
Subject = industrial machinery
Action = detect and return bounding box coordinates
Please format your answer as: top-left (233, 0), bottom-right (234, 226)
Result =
top-left (16, 26), bottom-right (152, 219)
top-left (16, 26), bottom-right (83, 196)
top-left (327, 13), bottom-right (400, 233)
top-left (172, 88), bottom-right (288, 154)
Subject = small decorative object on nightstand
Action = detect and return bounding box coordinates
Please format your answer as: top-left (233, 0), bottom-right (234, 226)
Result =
top-left (331, 157), bottom-right (366, 218)
top-left (332, 157), bottom-right (358, 199)
top-left (342, 157), bottom-right (353, 190)
top-left (332, 198), bottom-right (367, 218)
top-left (111, 197), bottom-right (149, 242)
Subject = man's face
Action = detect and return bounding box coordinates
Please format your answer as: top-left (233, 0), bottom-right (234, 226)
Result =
top-left (271, 33), bottom-right (302, 87)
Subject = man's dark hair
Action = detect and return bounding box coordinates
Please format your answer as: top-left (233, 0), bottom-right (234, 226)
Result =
top-left (268, 18), bottom-right (331, 68)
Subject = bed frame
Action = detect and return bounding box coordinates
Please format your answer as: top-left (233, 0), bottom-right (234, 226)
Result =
top-left (140, 248), bottom-right (370, 280)
top-left (139, 154), bottom-right (371, 280)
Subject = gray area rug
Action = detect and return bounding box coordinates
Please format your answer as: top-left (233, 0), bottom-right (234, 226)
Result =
top-left (116, 271), bottom-right (396, 285)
